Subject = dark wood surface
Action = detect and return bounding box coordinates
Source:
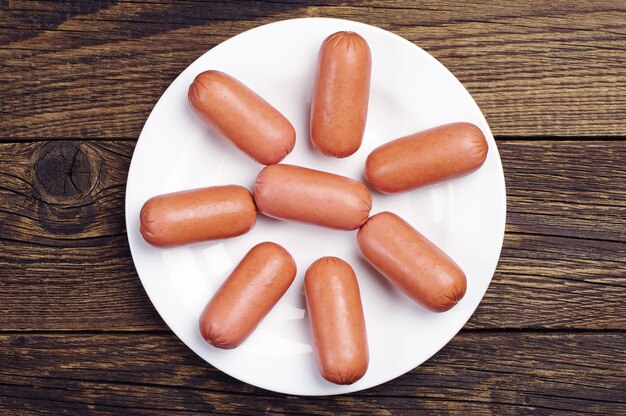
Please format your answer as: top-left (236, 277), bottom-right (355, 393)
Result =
top-left (1, 1), bottom-right (624, 414)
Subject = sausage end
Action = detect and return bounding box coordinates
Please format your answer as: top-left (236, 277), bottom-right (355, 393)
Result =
top-left (233, 185), bottom-right (258, 235)
top-left (313, 138), bottom-right (361, 159)
top-left (321, 364), bottom-right (368, 385)
top-left (188, 70), bottom-right (223, 114)
top-left (364, 153), bottom-right (394, 194)
top-left (139, 198), bottom-right (167, 247)
top-left (252, 166), bottom-right (272, 214)
top-left (323, 31), bottom-right (370, 55)
top-left (355, 184), bottom-right (373, 228)
top-left (256, 241), bottom-right (298, 281)
top-left (199, 319), bottom-right (240, 349)
top-left (257, 125), bottom-right (296, 165)
top-left (462, 122), bottom-right (489, 168)
top-left (434, 269), bottom-right (468, 312)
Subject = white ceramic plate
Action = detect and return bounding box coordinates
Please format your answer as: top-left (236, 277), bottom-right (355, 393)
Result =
top-left (126, 18), bottom-right (506, 395)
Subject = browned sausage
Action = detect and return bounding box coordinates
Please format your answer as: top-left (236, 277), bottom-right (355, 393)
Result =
top-left (199, 242), bottom-right (296, 349)
top-left (365, 122), bottom-right (488, 193)
top-left (188, 70), bottom-right (296, 165)
top-left (253, 164), bottom-right (371, 230)
top-left (305, 257), bottom-right (368, 384)
top-left (357, 212), bottom-right (466, 312)
top-left (310, 31), bottom-right (371, 158)
top-left (140, 185), bottom-right (256, 247)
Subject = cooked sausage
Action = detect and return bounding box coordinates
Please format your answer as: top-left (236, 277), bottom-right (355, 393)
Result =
top-left (365, 122), bottom-right (488, 193)
top-left (310, 31), bottom-right (371, 158)
top-left (188, 70), bottom-right (296, 165)
top-left (253, 164), bottom-right (371, 230)
top-left (199, 242), bottom-right (296, 349)
top-left (140, 185), bottom-right (256, 248)
top-left (357, 211), bottom-right (466, 312)
top-left (305, 257), bottom-right (368, 385)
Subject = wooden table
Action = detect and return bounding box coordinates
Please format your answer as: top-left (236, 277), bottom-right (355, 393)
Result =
top-left (1, 1), bottom-right (625, 414)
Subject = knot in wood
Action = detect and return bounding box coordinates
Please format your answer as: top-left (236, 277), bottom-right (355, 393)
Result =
top-left (9, 336), bottom-right (28, 347)
top-left (33, 141), bottom-right (95, 203)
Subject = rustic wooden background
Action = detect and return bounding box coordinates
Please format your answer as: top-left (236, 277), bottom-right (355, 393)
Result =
top-left (1, 1), bottom-right (625, 414)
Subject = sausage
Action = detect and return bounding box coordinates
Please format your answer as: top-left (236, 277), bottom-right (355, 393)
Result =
top-left (253, 164), bottom-right (372, 230)
top-left (140, 185), bottom-right (256, 247)
top-left (365, 122), bottom-right (488, 193)
top-left (357, 211), bottom-right (466, 312)
top-left (199, 242), bottom-right (296, 349)
top-left (310, 31), bottom-right (371, 158)
top-left (188, 70), bottom-right (296, 165)
top-left (305, 257), bottom-right (368, 385)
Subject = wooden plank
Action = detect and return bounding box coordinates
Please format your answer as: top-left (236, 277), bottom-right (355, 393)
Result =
top-left (1, 1), bottom-right (625, 138)
top-left (0, 140), bottom-right (626, 245)
top-left (1, 140), bottom-right (622, 245)
top-left (501, 141), bottom-right (626, 242)
top-left (0, 237), bottom-right (165, 331)
top-left (0, 140), bottom-right (624, 330)
top-left (0, 140), bottom-right (165, 330)
top-left (0, 332), bottom-right (624, 414)
top-left (1, 231), bottom-right (623, 331)
top-left (472, 232), bottom-right (626, 329)
top-left (0, 141), bottom-right (132, 245)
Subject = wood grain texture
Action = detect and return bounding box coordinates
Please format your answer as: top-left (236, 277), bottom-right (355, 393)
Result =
top-left (501, 141), bottom-right (626, 242)
top-left (0, 332), bottom-right (624, 414)
top-left (1, 140), bottom-right (623, 245)
top-left (1, 231), bottom-right (623, 331)
top-left (0, 140), bottom-right (165, 330)
top-left (0, 140), bottom-right (624, 330)
top-left (1, 1), bottom-right (625, 138)
top-left (1, 3), bottom-right (625, 413)
top-left (0, 141), bottom-right (130, 244)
